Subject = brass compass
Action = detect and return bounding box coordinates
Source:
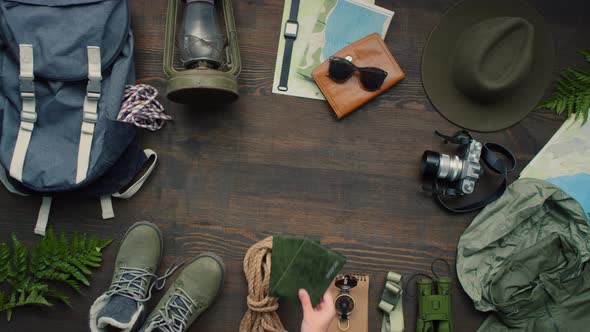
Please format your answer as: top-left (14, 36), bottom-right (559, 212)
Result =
top-left (334, 275), bottom-right (358, 331)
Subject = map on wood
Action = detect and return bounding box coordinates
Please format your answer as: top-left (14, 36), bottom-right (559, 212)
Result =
top-left (521, 115), bottom-right (590, 219)
top-left (297, 0), bottom-right (393, 80)
top-left (272, 0), bottom-right (390, 100)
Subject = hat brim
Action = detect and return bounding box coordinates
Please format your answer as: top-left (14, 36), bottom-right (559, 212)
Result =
top-left (421, 0), bottom-right (555, 132)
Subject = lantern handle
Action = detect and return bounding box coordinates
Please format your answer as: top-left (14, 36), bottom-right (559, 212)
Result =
top-left (164, 0), bottom-right (179, 77)
top-left (223, 0), bottom-right (241, 76)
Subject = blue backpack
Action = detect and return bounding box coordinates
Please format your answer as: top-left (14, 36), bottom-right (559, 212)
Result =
top-left (0, 0), bottom-right (157, 234)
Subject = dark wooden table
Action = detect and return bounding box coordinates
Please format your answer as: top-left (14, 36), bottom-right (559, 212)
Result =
top-left (1, 0), bottom-right (589, 331)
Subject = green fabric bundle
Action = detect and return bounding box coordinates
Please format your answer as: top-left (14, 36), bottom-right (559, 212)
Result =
top-left (457, 178), bottom-right (590, 331)
top-left (269, 236), bottom-right (346, 306)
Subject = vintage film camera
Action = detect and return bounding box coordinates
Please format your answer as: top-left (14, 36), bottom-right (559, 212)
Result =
top-left (419, 130), bottom-right (516, 213)
top-left (420, 130), bottom-right (483, 196)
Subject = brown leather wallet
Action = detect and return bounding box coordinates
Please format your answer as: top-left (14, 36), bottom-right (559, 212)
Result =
top-left (312, 33), bottom-right (405, 119)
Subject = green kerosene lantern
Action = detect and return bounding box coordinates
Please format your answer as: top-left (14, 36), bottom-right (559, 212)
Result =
top-left (164, 0), bottom-right (241, 104)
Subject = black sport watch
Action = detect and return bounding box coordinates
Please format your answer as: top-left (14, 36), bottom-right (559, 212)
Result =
top-left (277, 0), bottom-right (300, 92)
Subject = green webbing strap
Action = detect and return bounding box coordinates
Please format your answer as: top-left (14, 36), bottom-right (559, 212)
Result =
top-left (379, 271), bottom-right (404, 332)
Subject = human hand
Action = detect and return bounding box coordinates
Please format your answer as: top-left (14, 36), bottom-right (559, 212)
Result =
top-left (299, 288), bottom-right (336, 332)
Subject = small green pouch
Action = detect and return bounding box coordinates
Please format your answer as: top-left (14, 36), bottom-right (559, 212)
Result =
top-left (269, 236), bottom-right (346, 306)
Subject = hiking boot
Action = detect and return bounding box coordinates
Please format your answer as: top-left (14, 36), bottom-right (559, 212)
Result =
top-left (90, 222), bottom-right (167, 332)
top-left (139, 253), bottom-right (225, 332)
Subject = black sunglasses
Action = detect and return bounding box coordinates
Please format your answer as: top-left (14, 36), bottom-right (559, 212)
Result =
top-left (328, 57), bottom-right (388, 91)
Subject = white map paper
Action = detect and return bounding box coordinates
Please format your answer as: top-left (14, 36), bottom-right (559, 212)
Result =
top-left (521, 115), bottom-right (590, 219)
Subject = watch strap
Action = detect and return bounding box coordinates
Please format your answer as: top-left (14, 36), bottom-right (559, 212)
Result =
top-left (289, 0), bottom-right (300, 21)
top-left (278, 0), bottom-right (300, 91)
top-left (278, 37), bottom-right (294, 91)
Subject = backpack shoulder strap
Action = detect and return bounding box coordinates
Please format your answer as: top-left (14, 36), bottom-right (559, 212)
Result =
top-left (10, 44), bottom-right (37, 182)
top-left (76, 46), bottom-right (102, 184)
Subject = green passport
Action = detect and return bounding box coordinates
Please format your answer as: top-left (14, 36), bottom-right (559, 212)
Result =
top-left (269, 236), bottom-right (346, 306)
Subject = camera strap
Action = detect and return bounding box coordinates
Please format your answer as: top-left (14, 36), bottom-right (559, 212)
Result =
top-left (435, 142), bottom-right (516, 213)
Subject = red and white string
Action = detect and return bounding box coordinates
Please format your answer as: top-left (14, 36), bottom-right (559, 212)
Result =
top-left (118, 84), bottom-right (172, 131)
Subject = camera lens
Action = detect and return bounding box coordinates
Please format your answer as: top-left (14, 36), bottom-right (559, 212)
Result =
top-left (421, 151), bottom-right (441, 178)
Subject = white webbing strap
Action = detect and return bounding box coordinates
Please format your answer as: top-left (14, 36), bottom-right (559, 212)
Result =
top-left (76, 46), bottom-right (102, 184)
top-left (10, 44), bottom-right (36, 182)
top-left (100, 195), bottom-right (114, 219)
top-left (380, 272), bottom-right (404, 332)
top-left (113, 149), bottom-right (158, 199)
top-left (388, 299), bottom-right (404, 332)
top-left (34, 196), bottom-right (53, 236)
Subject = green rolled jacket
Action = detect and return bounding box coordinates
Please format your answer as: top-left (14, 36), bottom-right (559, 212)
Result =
top-left (457, 178), bottom-right (590, 331)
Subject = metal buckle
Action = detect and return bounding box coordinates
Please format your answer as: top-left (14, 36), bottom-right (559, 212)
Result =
top-left (83, 111), bottom-right (98, 124)
top-left (19, 77), bottom-right (35, 94)
top-left (86, 78), bottom-right (102, 98)
top-left (21, 110), bottom-right (37, 123)
top-left (21, 92), bottom-right (35, 100)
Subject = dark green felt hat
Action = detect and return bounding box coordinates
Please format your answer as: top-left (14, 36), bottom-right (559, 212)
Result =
top-left (422, 0), bottom-right (555, 132)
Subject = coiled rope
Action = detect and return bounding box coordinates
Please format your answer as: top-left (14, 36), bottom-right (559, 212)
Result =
top-left (118, 84), bottom-right (172, 131)
top-left (240, 237), bottom-right (286, 332)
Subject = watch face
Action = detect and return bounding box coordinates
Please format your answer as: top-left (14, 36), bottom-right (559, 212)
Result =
top-left (335, 294), bottom-right (355, 315)
top-left (285, 22), bottom-right (298, 37)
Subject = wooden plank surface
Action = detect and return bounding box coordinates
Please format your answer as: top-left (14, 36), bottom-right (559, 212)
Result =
top-left (1, 0), bottom-right (589, 331)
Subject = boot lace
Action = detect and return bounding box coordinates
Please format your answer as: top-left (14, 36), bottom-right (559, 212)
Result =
top-left (150, 288), bottom-right (201, 332)
top-left (104, 264), bottom-right (182, 302)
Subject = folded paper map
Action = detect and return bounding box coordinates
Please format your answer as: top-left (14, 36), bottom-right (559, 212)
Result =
top-left (520, 116), bottom-right (590, 219)
top-left (297, 0), bottom-right (394, 79)
top-left (272, 0), bottom-right (378, 100)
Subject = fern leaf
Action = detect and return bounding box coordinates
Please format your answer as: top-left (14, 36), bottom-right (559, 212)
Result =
top-left (83, 258), bottom-right (101, 268)
top-left (63, 279), bottom-right (82, 293)
top-left (0, 243), bottom-right (10, 283)
top-left (2, 289), bottom-right (52, 321)
top-left (67, 257), bottom-right (92, 275)
top-left (10, 234), bottom-right (27, 279)
top-left (52, 261), bottom-right (89, 286)
top-left (0, 291), bottom-right (5, 311)
top-left (34, 268), bottom-right (71, 283)
top-left (72, 232), bottom-right (80, 253)
top-left (22, 289), bottom-right (52, 307)
top-left (89, 236), bottom-right (112, 251)
top-left (538, 50), bottom-right (590, 124)
top-left (88, 250), bottom-right (103, 260)
top-left (5, 291), bottom-right (16, 321)
top-left (1, 230), bottom-right (111, 320)
top-left (78, 233), bottom-right (87, 252)
top-left (44, 290), bottom-right (71, 307)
